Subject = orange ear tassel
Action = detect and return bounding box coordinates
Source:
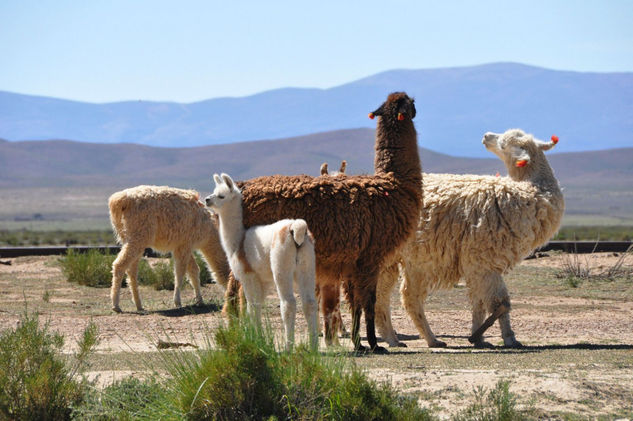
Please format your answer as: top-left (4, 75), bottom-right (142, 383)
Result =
top-left (515, 160), bottom-right (528, 168)
top-left (368, 112), bottom-right (375, 119)
top-left (397, 113), bottom-right (405, 121)
top-left (551, 135), bottom-right (559, 144)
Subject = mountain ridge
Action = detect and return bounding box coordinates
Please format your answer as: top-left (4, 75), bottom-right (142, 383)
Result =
top-left (1, 62), bottom-right (631, 157)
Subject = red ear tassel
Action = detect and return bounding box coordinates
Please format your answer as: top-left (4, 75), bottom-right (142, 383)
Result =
top-left (515, 160), bottom-right (528, 168)
top-left (368, 112), bottom-right (375, 119)
top-left (551, 135), bottom-right (559, 144)
top-left (397, 113), bottom-right (405, 121)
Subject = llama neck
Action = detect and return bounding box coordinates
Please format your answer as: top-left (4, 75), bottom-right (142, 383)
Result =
top-left (510, 156), bottom-right (562, 198)
top-left (374, 118), bottom-right (422, 182)
top-left (217, 201), bottom-right (246, 259)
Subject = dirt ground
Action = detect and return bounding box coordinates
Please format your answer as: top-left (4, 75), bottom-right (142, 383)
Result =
top-left (1, 252), bottom-right (632, 419)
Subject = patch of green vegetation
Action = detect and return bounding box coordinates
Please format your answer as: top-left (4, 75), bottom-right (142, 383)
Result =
top-left (0, 229), bottom-right (115, 246)
top-left (0, 311), bottom-right (99, 420)
top-left (144, 318), bottom-right (433, 420)
top-left (58, 249), bottom-right (219, 291)
top-left (452, 380), bottom-right (533, 421)
top-left (554, 225), bottom-right (633, 241)
top-left (59, 249), bottom-right (116, 288)
top-left (73, 377), bottom-right (166, 421)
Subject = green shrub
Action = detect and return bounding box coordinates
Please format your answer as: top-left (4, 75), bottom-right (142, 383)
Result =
top-left (149, 260), bottom-right (175, 291)
top-left (453, 380), bottom-right (528, 421)
top-left (59, 249), bottom-right (115, 288)
top-left (150, 318), bottom-right (432, 420)
top-left (0, 312), bottom-right (99, 420)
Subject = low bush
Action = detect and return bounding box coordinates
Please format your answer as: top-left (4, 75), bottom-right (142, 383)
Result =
top-left (149, 318), bottom-right (432, 420)
top-left (0, 311), bottom-right (98, 420)
top-left (59, 249), bottom-right (115, 288)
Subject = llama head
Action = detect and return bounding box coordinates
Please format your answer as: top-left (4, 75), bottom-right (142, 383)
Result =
top-left (369, 92), bottom-right (416, 121)
top-left (482, 129), bottom-right (558, 181)
top-left (205, 173), bottom-right (241, 211)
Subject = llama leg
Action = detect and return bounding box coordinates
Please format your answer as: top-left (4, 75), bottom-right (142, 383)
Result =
top-left (353, 262), bottom-right (387, 353)
top-left (111, 243), bottom-right (143, 312)
top-left (240, 275), bottom-right (264, 326)
top-left (487, 273), bottom-right (522, 348)
top-left (401, 264), bottom-right (446, 347)
top-left (362, 281), bottom-right (388, 354)
top-left (468, 275), bottom-right (494, 348)
top-left (200, 242), bottom-right (231, 289)
top-left (172, 252), bottom-right (187, 308)
top-left (222, 272), bottom-right (242, 319)
top-left (375, 262), bottom-right (406, 347)
top-left (319, 280), bottom-right (341, 347)
top-left (275, 276), bottom-right (297, 351)
top-left (126, 256), bottom-right (144, 312)
top-left (294, 243), bottom-right (318, 350)
top-left (185, 253), bottom-right (204, 306)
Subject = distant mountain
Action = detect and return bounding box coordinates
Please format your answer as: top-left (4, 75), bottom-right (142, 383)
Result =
top-left (1, 63), bottom-right (631, 157)
top-left (1, 129), bottom-right (632, 222)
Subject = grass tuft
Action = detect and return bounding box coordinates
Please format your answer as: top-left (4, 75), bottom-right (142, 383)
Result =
top-left (452, 380), bottom-right (529, 421)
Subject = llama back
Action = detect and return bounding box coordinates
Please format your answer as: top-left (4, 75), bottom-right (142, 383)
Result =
top-left (419, 173), bottom-right (560, 276)
top-left (108, 186), bottom-right (212, 248)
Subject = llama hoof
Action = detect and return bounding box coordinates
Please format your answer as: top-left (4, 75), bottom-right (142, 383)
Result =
top-left (353, 344), bottom-right (368, 354)
top-left (504, 339), bottom-right (523, 348)
top-left (389, 341), bottom-right (407, 348)
top-left (194, 300), bottom-right (204, 307)
top-left (112, 306), bottom-right (122, 313)
top-left (429, 340), bottom-right (447, 348)
top-left (473, 340), bottom-right (495, 349)
top-left (371, 345), bottom-right (389, 354)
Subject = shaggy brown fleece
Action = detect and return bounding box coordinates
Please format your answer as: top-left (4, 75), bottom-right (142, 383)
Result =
top-left (236, 92), bottom-right (422, 352)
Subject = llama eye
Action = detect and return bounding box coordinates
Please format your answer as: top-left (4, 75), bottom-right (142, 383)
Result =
top-left (218, 195), bottom-right (225, 199)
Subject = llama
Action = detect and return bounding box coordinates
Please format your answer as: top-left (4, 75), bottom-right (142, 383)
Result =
top-left (206, 173), bottom-right (318, 350)
top-left (375, 129), bottom-right (564, 348)
top-left (108, 185), bottom-right (230, 312)
top-left (235, 92), bottom-right (422, 353)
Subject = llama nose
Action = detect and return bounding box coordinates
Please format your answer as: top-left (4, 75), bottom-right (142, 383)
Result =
top-left (205, 196), bottom-right (212, 206)
top-left (482, 132), bottom-right (496, 145)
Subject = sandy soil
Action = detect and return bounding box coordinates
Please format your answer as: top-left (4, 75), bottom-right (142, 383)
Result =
top-left (1, 252), bottom-right (632, 418)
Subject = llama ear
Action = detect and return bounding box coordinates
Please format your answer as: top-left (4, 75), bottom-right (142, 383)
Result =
top-left (539, 135), bottom-right (559, 151)
top-left (213, 174), bottom-right (222, 186)
top-left (221, 173), bottom-right (235, 190)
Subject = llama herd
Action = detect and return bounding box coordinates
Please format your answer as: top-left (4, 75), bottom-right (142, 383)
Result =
top-left (108, 92), bottom-right (565, 353)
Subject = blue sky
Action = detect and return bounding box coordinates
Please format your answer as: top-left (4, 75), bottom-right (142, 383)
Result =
top-left (1, 0), bottom-right (632, 103)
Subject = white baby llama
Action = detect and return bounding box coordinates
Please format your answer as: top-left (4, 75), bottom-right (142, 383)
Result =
top-left (205, 173), bottom-right (318, 350)
top-left (109, 185), bottom-right (231, 313)
top-left (376, 129), bottom-right (564, 348)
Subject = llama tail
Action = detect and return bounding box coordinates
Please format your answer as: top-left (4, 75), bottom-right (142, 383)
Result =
top-left (108, 191), bottom-right (130, 244)
top-left (289, 219), bottom-right (309, 247)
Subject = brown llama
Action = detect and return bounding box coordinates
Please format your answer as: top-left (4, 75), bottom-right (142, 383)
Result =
top-left (109, 185), bottom-right (230, 312)
top-left (235, 92), bottom-right (422, 353)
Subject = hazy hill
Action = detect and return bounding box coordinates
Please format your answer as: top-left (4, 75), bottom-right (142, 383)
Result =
top-left (1, 63), bottom-right (631, 157)
top-left (1, 129), bottom-right (632, 224)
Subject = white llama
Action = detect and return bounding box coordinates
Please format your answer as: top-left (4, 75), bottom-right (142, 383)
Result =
top-left (205, 173), bottom-right (318, 350)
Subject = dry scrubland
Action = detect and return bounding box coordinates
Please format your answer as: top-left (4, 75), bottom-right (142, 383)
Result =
top-left (0, 251), bottom-right (632, 419)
